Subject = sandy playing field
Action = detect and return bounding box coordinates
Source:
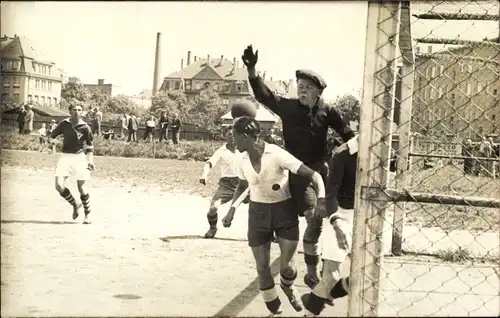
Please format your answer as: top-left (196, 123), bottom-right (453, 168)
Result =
top-left (1, 151), bottom-right (498, 317)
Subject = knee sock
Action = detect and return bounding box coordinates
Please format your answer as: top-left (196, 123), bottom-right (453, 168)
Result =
top-left (260, 284), bottom-right (281, 314)
top-left (304, 252), bottom-right (320, 278)
top-left (305, 292), bottom-right (327, 315)
top-left (207, 211), bottom-right (217, 229)
top-left (80, 193), bottom-right (91, 215)
top-left (60, 188), bottom-right (77, 207)
top-left (330, 277), bottom-right (349, 299)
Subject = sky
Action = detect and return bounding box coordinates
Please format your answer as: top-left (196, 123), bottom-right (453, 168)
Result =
top-left (1, 1), bottom-right (498, 100)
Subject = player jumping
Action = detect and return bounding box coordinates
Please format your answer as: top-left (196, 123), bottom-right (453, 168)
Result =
top-left (49, 101), bottom-right (95, 224)
top-left (222, 116), bottom-right (327, 316)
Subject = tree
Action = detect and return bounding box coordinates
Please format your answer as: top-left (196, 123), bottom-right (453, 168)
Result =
top-left (60, 78), bottom-right (90, 109)
top-left (87, 88), bottom-right (109, 111)
top-left (150, 90), bottom-right (190, 119)
top-left (188, 88), bottom-right (226, 129)
top-left (103, 95), bottom-right (143, 117)
top-left (331, 93), bottom-right (361, 123)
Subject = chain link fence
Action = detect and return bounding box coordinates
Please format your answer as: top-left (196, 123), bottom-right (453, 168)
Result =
top-left (349, 1), bottom-right (499, 316)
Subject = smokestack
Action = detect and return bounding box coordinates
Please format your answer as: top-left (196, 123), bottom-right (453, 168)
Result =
top-left (181, 58), bottom-right (184, 69)
top-left (207, 54), bottom-right (211, 64)
top-left (219, 55), bottom-right (224, 65)
top-left (152, 32), bottom-right (162, 96)
top-left (187, 51), bottom-right (192, 65)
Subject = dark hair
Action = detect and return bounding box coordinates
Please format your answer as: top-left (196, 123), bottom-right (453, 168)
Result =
top-left (233, 116), bottom-right (260, 137)
top-left (68, 100), bottom-right (84, 110)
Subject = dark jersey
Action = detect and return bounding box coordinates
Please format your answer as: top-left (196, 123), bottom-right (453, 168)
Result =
top-left (50, 118), bottom-right (94, 154)
top-left (249, 76), bottom-right (355, 166)
top-left (326, 142), bottom-right (357, 211)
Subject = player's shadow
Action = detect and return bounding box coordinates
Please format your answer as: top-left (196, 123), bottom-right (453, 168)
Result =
top-left (159, 235), bottom-right (247, 243)
top-left (1, 219), bottom-right (78, 225)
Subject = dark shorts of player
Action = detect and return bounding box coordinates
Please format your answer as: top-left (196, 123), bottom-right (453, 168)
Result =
top-left (211, 177), bottom-right (250, 205)
top-left (247, 198), bottom-right (299, 247)
top-left (289, 160), bottom-right (329, 217)
top-left (39, 137), bottom-right (46, 144)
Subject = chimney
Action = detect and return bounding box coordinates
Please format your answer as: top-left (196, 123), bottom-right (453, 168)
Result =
top-left (207, 54), bottom-right (211, 64)
top-left (219, 55), bottom-right (224, 65)
top-left (187, 51), bottom-right (192, 65)
top-left (181, 58), bottom-right (184, 69)
top-left (194, 56), bottom-right (197, 62)
top-left (152, 32), bottom-right (162, 96)
top-left (98, 79), bottom-right (105, 85)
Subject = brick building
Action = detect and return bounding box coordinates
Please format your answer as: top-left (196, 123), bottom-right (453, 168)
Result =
top-left (83, 78), bottom-right (113, 97)
top-left (160, 51), bottom-right (296, 109)
top-left (0, 35), bottom-right (63, 107)
top-left (412, 41), bottom-right (499, 139)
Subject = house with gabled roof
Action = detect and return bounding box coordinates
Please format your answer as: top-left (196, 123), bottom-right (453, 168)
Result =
top-left (160, 51), bottom-right (296, 109)
top-left (0, 35), bottom-right (63, 107)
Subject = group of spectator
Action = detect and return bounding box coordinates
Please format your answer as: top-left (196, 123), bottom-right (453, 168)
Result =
top-left (16, 103), bottom-right (35, 135)
top-left (117, 111), bottom-right (183, 144)
top-left (462, 136), bottom-right (499, 178)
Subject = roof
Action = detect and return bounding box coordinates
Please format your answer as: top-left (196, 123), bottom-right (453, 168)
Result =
top-left (0, 35), bottom-right (62, 79)
top-left (3, 105), bottom-right (69, 117)
top-left (220, 105), bottom-right (280, 123)
top-left (165, 57), bottom-right (248, 82)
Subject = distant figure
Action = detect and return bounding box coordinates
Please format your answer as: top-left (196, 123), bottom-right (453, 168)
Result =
top-left (47, 119), bottom-right (57, 135)
top-left (37, 123), bottom-right (48, 152)
top-left (23, 104), bottom-right (34, 134)
top-left (170, 113), bottom-right (182, 144)
top-left (91, 107), bottom-right (103, 136)
top-left (144, 115), bottom-right (156, 142)
top-left (159, 111), bottom-right (170, 142)
top-left (120, 113), bottom-right (129, 139)
top-left (17, 104), bottom-right (26, 134)
top-left (462, 139), bottom-right (474, 175)
top-left (127, 114), bottom-right (139, 142)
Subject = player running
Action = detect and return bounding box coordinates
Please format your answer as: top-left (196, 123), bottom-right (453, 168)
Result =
top-left (48, 101), bottom-right (95, 224)
top-left (199, 125), bottom-right (249, 238)
top-left (222, 116), bottom-right (327, 316)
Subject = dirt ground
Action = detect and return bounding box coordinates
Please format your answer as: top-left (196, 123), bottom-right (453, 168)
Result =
top-left (1, 152), bottom-right (498, 317)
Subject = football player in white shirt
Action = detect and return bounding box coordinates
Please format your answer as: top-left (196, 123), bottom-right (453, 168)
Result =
top-left (199, 125), bottom-right (249, 238)
top-left (222, 116), bottom-right (327, 316)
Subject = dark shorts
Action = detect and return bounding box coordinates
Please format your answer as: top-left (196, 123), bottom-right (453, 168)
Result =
top-left (289, 161), bottom-right (329, 216)
top-left (247, 199), bottom-right (299, 247)
top-left (39, 137), bottom-right (46, 144)
top-left (211, 177), bottom-right (239, 204)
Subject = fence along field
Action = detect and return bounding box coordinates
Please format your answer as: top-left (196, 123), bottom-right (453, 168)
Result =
top-left (348, 1), bottom-right (499, 317)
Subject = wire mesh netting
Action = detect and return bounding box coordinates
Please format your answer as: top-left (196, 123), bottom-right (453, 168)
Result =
top-left (349, 1), bottom-right (499, 317)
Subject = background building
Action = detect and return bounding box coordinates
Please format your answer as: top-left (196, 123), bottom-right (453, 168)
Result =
top-left (0, 35), bottom-right (63, 107)
top-left (412, 42), bottom-right (499, 139)
top-left (160, 51), bottom-right (297, 109)
top-left (83, 78), bottom-right (114, 97)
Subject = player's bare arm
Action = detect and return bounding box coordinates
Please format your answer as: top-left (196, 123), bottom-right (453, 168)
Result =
top-left (295, 164), bottom-right (328, 217)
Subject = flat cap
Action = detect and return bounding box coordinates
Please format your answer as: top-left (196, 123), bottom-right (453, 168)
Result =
top-left (295, 69), bottom-right (327, 90)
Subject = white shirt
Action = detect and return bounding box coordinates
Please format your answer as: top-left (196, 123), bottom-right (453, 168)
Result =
top-left (207, 143), bottom-right (243, 178)
top-left (37, 127), bottom-right (47, 137)
top-left (238, 142), bottom-right (303, 204)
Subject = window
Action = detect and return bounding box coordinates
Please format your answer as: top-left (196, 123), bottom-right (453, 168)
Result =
top-left (13, 93), bottom-right (19, 101)
top-left (223, 98), bottom-right (229, 105)
top-left (175, 81), bottom-right (180, 90)
top-left (195, 82), bottom-right (201, 90)
top-left (6, 61), bottom-right (12, 70)
top-left (236, 83), bottom-right (243, 92)
top-left (48, 66), bottom-right (52, 75)
top-left (224, 83), bottom-right (230, 92)
top-left (48, 81), bottom-right (52, 91)
top-left (185, 80), bottom-right (192, 91)
top-left (35, 79), bottom-right (40, 89)
top-left (12, 61), bottom-right (20, 70)
top-left (3, 77), bottom-right (10, 87)
top-left (13, 77), bottom-right (20, 87)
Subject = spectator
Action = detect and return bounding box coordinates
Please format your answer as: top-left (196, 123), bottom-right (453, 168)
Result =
top-left (462, 139), bottom-right (474, 175)
top-left (159, 111), bottom-right (170, 143)
top-left (37, 123), bottom-right (48, 152)
top-left (120, 113), bottom-right (129, 140)
top-left (47, 119), bottom-right (57, 136)
top-left (23, 104), bottom-right (34, 134)
top-left (91, 107), bottom-right (103, 136)
top-left (127, 113), bottom-right (139, 142)
top-left (170, 113), bottom-right (182, 144)
top-left (479, 137), bottom-right (491, 176)
top-left (17, 104), bottom-right (26, 134)
top-left (144, 115), bottom-right (156, 142)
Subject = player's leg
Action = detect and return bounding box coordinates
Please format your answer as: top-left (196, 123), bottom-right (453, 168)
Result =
top-left (74, 154), bottom-right (92, 224)
top-left (273, 199), bottom-right (302, 311)
top-left (248, 201), bottom-right (282, 315)
top-left (55, 155), bottom-right (82, 219)
top-left (205, 197), bottom-right (222, 238)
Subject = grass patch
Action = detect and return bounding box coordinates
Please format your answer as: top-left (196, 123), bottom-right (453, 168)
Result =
top-left (435, 247), bottom-right (472, 263)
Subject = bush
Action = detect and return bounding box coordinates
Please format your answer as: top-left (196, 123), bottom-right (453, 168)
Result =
top-left (0, 126), bottom-right (220, 162)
